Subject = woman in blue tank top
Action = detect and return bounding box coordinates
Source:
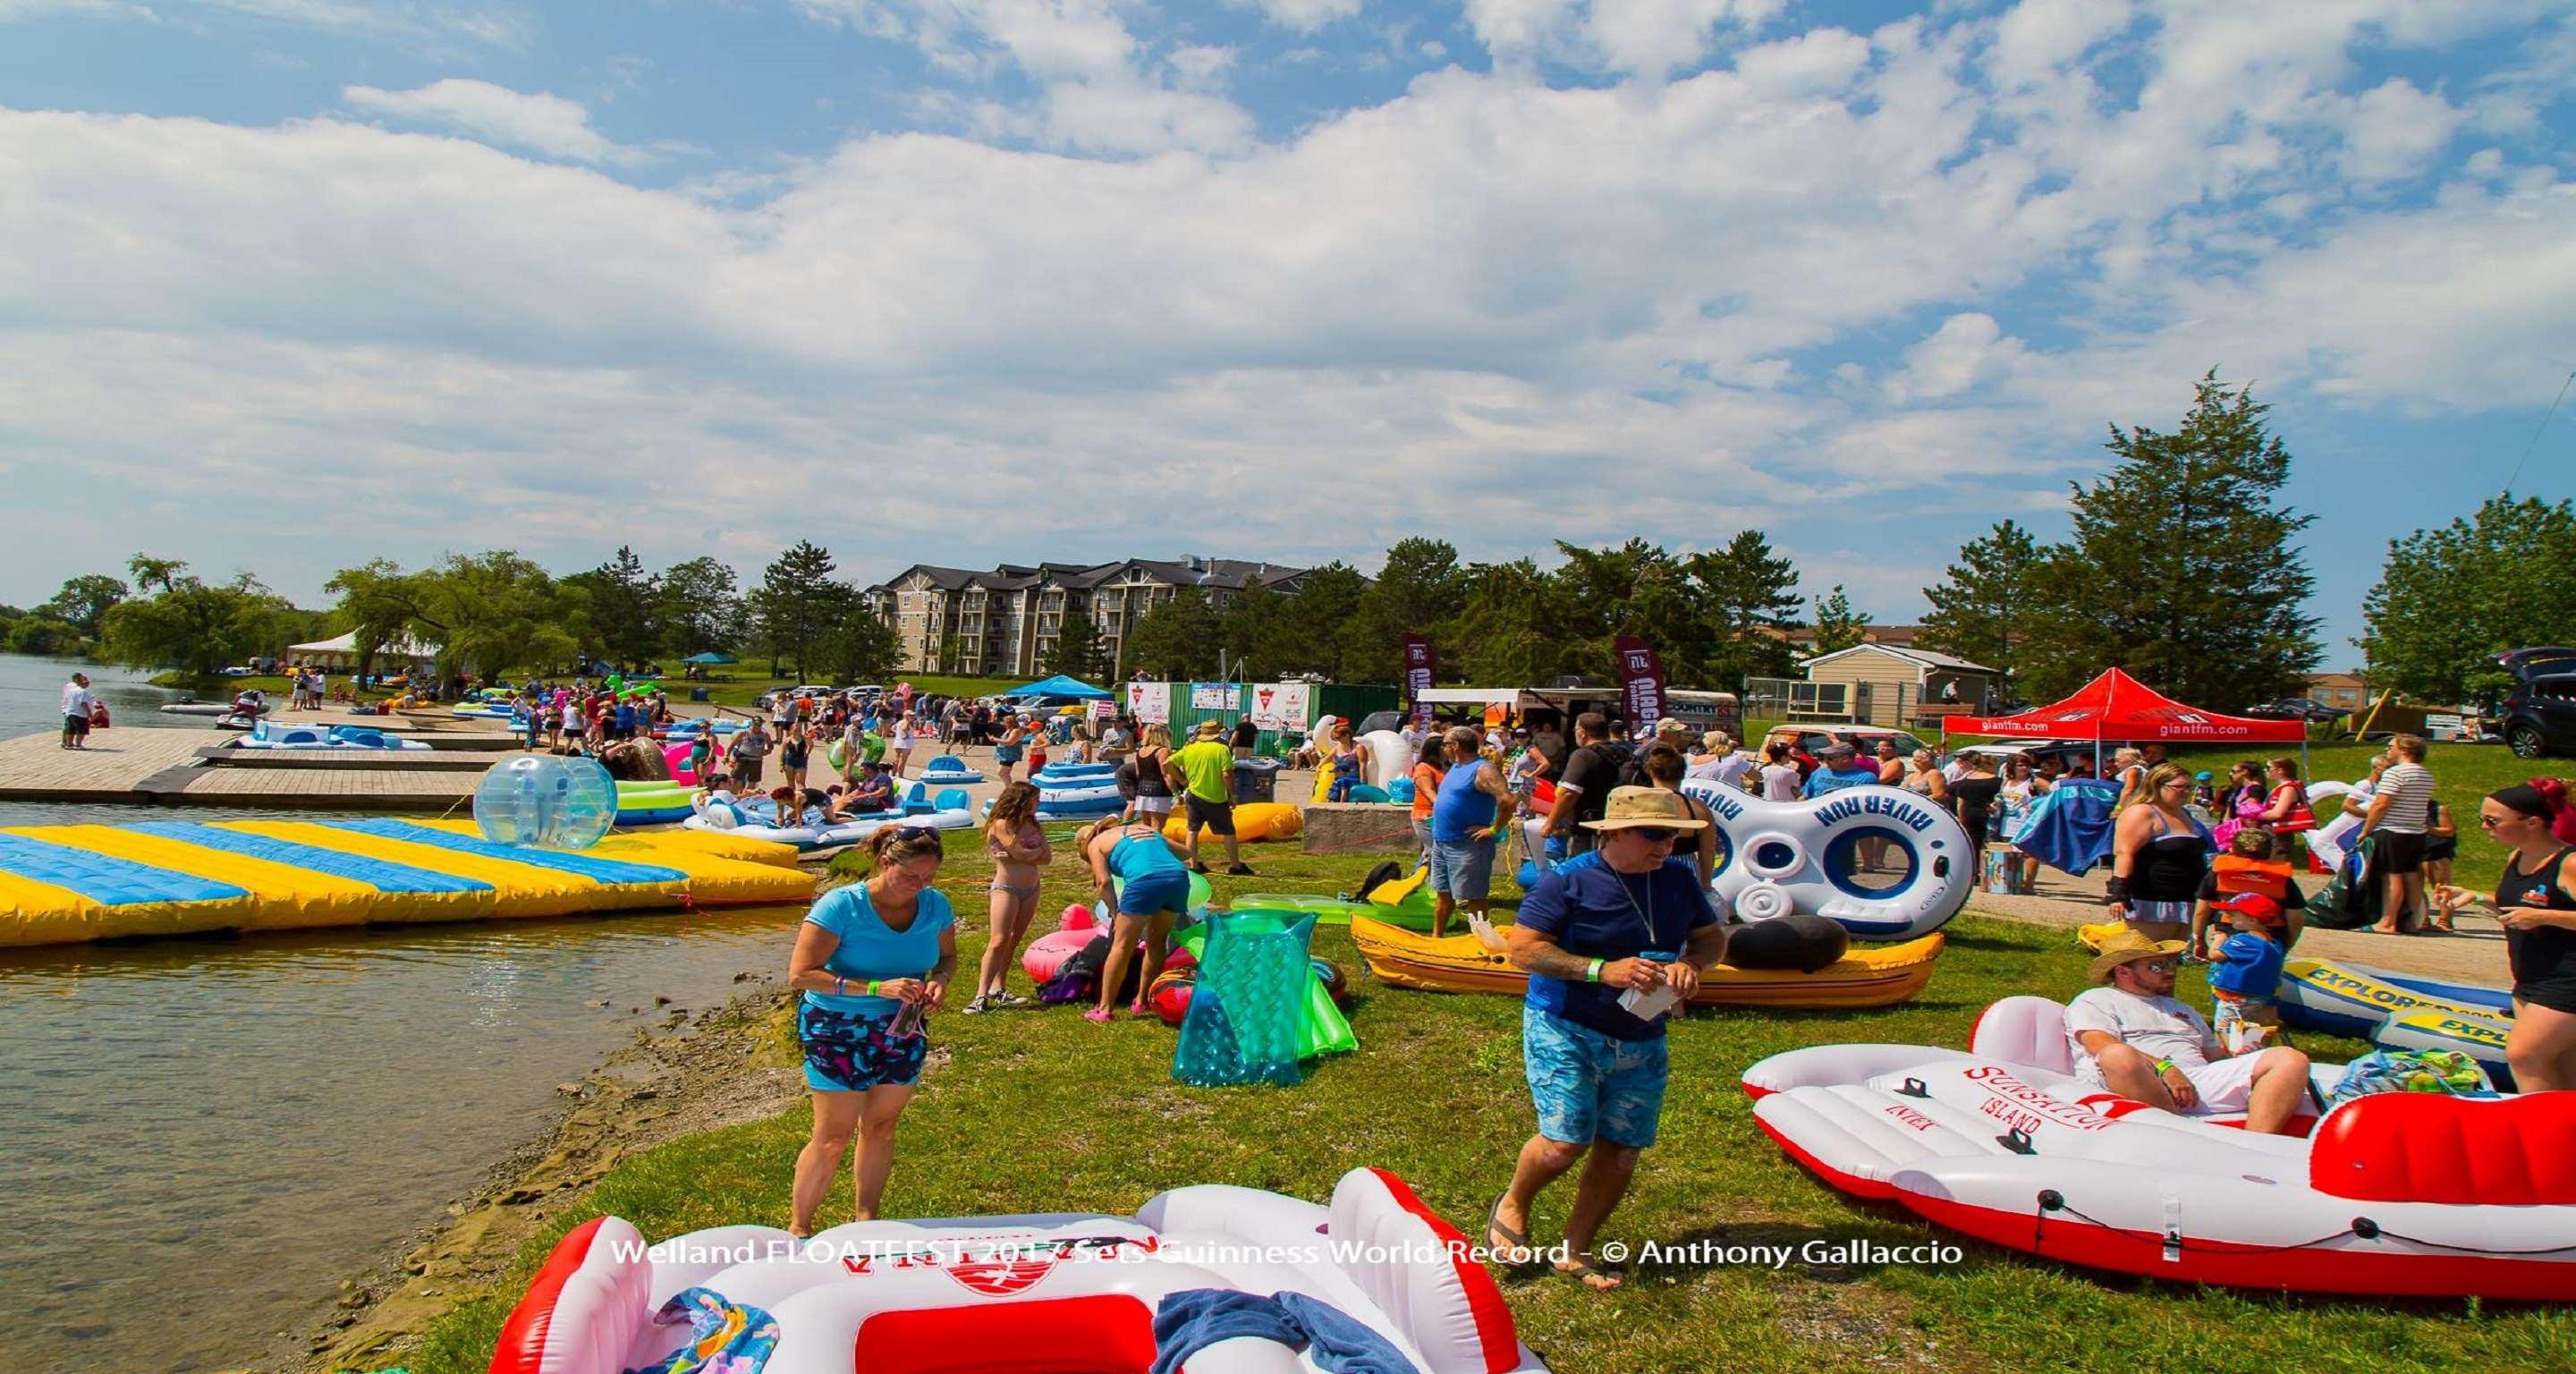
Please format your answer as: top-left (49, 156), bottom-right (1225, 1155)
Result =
top-left (1077, 818), bottom-right (1192, 1023)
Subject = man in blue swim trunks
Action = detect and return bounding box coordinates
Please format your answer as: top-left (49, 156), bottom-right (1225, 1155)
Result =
top-left (1490, 786), bottom-right (1729, 1293)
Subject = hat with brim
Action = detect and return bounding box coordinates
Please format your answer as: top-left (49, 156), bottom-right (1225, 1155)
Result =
top-left (1581, 785), bottom-right (1709, 832)
top-left (1194, 719), bottom-right (1224, 737)
top-left (2088, 930), bottom-right (2189, 981)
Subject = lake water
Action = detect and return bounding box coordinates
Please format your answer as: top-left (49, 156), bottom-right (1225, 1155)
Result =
top-left (0, 655), bottom-right (816, 1370)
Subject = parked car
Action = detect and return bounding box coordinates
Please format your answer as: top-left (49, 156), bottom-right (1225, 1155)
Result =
top-left (1758, 724), bottom-right (1932, 761)
top-left (218, 666), bottom-right (256, 677)
top-left (2500, 672), bottom-right (2576, 759)
top-left (753, 684), bottom-right (839, 710)
top-left (2247, 697), bottom-right (2345, 724)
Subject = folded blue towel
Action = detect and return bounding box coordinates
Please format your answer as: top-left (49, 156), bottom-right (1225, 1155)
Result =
top-left (1152, 1288), bottom-right (1419, 1374)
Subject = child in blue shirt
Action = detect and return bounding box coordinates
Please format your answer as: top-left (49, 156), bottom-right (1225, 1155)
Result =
top-left (2206, 892), bottom-right (2288, 1050)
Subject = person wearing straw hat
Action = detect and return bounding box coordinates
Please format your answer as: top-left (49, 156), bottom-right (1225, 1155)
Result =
top-left (2066, 930), bottom-right (2313, 1134)
top-left (1487, 786), bottom-right (1731, 1293)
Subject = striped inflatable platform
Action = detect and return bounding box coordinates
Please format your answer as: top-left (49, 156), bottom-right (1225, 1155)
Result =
top-left (0, 818), bottom-right (814, 947)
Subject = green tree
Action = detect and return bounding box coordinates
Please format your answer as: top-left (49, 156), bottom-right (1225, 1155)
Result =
top-left (1549, 539), bottom-right (1707, 684)
top-left (2360, 494), bottom-right (2576, 705)
top-left (1451, 558), bottom-right (1572, 686)
top-left (1215, 582), bottom-right (1289, 678)
top-left (1273, 562), bottom-right (1370, 677)
top-left (408, 552), bottom-right (578, 682)
top-left (8, 616), bottom-right (83, 656)
top-left (99, 568), bottom-right (292, 680)
top-left (1809, 585), bottom-right (1871, 656)
top-left (1124, 586), bottom-right (1221, 679)
top-left (126, 556), bottom-right (188, 595)
top-left (2014, 372), bottom-right (2322, 708)
top-left (1686, 530), bottom-right (1803, 690)
top-left (1046, 608), bottom-right (1106, 680)
top-left (811, 585), bottom-right (902, 684)
top-left (35, 574), bottom-right (129, 639)
top-left (324, 559), bottom-right (433, 685)
top-left (568, 546), bottom-right (660, 667)
top-left (933, 632), bottom-right (964, 674)
top-left (751, 541), bottom-right (841, 681)
top-left (1919, 519), bottom-right (2044, 682)
top-left (1346, 539), bottom-right (1465, 682)
top-left (656, 556), bottom-right (746, 658)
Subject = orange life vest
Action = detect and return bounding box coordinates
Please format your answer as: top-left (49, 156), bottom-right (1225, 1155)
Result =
top-left (2211, 853), bottom-right (2292, 903)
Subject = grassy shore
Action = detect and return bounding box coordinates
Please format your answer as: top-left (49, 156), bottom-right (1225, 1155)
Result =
top-left (373, 843), bottom-right (2572, 1374)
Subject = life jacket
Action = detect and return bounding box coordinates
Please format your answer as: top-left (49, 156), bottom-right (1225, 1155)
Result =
top-left (2212, 853), bottom-right (2292, 903)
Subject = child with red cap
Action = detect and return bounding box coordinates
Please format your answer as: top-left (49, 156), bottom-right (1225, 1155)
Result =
top-left (2206, 892), bottom-right (2289, 1051)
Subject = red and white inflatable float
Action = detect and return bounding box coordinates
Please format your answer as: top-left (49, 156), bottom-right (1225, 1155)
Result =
top-left (490, 1166), bottom-right (1546, 1374)
top-left (1743, 997), bottom-right (2576, 1300)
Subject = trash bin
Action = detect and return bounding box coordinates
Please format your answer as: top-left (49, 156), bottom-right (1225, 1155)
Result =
top-left (689, 687), bottom-right (710, 702)
top-left (1233, 757), bottom-right (1284, 803)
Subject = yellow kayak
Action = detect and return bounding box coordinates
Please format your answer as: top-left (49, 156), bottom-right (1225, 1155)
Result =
top-left (1350, 916), bottom-right (1945, 1009)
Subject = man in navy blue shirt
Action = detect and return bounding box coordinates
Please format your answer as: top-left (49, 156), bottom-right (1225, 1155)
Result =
top-left (1487, 786), bottom-right (1730, 1292)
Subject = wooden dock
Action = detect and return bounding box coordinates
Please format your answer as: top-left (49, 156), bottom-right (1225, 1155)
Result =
top-left (0, 725), bottom-right (526, 810)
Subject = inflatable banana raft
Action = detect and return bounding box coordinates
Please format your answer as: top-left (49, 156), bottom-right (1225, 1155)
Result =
top-left (1165, 802), bottom-right (1303, 844)
top-left (1349, 915), bottom-right (1945, 1009)
top-left (0, 819), bottom-right (810, 947)
top-left (491, 1166), bottom-right (1547, 1374)
top-left (1744, 996), bottom-right (2576, 1299)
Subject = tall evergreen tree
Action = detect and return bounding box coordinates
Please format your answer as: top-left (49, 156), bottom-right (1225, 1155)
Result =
top-left (1452, 558), bottom-right (1572, 686)
top-left (1809, 585), bottom-right (1871, 655)
top-left (810, 583), bottom-right (901, 685)
top-left (1347, 538), bottom-right (1465, 683)
top-left (752, 541), bottom-right (841, 682)
top-left (1687, 531), bottom-right (1803, 691)
top-left (1919, 519), bottom-right (2043, 680)
top-left (2360, 494), bottom-right (2576, 705)
top-left (1275, 562), bottom-right (1369, 677)
top-left (656, 556), bottom-right (745, 657)
top-left (1551, 539), bottom-right (1706, 684)
top-left (580, 546), bottom-right (660, 667)
top-left (1046, 608), bottom-right (1106, 680)
top-left (1125, 586), bottom-right (1221, 680)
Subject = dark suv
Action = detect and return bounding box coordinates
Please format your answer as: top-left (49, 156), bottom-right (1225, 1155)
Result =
top-left (2498, 647), bottom-right (2576, 759)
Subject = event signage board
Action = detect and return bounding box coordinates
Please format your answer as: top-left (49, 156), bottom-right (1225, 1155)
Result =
top-left (1401, 635), bottom-right (1436, 725)
top-left (1191, 682), bottom-right (1237, 711)
top-left (1249, 682), bottom-right (1309, 731)
top-left (1615, 636), bottom-right (1665, 728)
top-left (1124, 681), bottom-right (1171, 725)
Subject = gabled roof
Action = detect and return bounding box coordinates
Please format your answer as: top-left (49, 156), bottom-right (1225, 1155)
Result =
top-left (1801, 642), bottom-right (2000, 675)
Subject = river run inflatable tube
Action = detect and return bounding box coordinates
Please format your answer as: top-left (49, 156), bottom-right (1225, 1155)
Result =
top-left (0, 819), bottom-right (811, 947)
top-left (1743, 995), bottom-right (2576, 1299)
top-left (1681, 784), bottom-right (1974, 942)
top-left (488, 1166), bottom-right (1546, 1374)
top-left (2275, 958), bottom-right (2520, 1090)
top-left (1351, 915), bottom-right (1945, 1009)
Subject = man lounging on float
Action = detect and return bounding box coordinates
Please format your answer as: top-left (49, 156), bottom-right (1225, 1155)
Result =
top-left (2071, 930), bottom-right (2315, 1134)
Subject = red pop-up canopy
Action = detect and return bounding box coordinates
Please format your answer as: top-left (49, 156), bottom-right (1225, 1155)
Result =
top-left (1939, 667), bottom-right (2308, 743)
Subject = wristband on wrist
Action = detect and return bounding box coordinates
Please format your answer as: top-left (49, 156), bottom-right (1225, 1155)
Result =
top-left (866, 979), bottom-right (882, 997)
top-left (1584, 958), bottom-right (1605, 983)
top-left (833, 975), bottom-right (845, 997)
top-left (2154, 1058), bottom-right (2176, 1075)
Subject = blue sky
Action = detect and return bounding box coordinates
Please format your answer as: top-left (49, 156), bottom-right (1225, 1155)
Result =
top-left (2, 0), bottom-right (2571, 666)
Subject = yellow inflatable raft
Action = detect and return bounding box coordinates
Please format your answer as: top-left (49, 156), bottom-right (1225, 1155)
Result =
top-left (1165, 801), bottom-right (1304, 844)
top-left (1350, 916), bottom-right (1945, 1009)
top-left (0, 818), bottom-right (812, 948)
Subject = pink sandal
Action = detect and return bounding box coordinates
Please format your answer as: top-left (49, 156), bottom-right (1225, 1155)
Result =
top-left (1083, 1007), bottom-right (1115, 1023)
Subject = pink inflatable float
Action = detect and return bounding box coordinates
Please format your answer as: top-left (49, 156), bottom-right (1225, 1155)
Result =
top-left (489, 1166), bottom-right (1546, 1374)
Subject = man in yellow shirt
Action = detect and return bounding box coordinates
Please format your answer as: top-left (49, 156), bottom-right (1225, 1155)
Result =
top-left (1170, 719), bottom-right (1254, 876)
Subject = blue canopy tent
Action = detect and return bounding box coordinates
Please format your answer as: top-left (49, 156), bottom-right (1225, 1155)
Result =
top-left (1004, 674), bottom-right (1113, 700)
top-left (682, 651), bottom-right (738, 665)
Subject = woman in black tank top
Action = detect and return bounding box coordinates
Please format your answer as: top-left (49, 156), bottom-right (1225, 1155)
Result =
top-left (2435, 780), bottom-right (2576, 1091)
top-left (2108, 764), bottom-right (2209, 943)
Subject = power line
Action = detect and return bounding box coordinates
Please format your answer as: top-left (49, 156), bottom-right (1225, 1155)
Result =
top-left (2501, 367), bottom-right (2576, 496)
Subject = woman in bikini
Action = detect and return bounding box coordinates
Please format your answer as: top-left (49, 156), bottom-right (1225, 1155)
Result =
top-left (966, 782), bottom-right (1050, 1014)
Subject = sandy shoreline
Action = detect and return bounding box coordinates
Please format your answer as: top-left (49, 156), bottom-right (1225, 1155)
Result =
top-left (292, 975), bottom-right (809, 1374)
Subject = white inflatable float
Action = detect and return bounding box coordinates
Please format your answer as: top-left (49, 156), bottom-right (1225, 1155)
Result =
top-left (683, 809), bottom-right (979, 852)
top-left (1743, 996), bottom-right (2576, 1300)
top-left (235, 721), bottom-right (430, 751)
top-left (1678, 784), bottom-right (1973, 941)
top-left (490, 1166), bottom-right (1546, 1374)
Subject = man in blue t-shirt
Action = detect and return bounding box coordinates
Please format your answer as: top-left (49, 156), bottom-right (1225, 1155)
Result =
top-left (1800, 742), bottom-right (1880, 798)
top-left (1488, 786), bottom-right (1730, 1293)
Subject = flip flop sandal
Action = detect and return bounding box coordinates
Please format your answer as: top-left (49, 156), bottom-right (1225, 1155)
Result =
top-left (1556, 1254), bottom-right (1624, 1291)
top-left (1483, 1195), bottom-right (1533, 1265)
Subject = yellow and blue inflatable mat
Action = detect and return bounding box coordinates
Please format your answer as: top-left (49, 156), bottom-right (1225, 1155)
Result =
top-left (0, 818), bottom-right (812, 947)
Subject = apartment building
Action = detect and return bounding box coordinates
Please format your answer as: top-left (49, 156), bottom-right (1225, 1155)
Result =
top-left (865, 557), bottom-right (1312, 677)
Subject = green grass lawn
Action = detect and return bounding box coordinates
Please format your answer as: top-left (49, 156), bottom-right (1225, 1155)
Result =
top-left (390, 844), bottom-right (2573, 1374)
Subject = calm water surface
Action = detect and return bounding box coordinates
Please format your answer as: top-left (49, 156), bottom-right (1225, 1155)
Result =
top-left (0, 654), bottom-right (816, 1370)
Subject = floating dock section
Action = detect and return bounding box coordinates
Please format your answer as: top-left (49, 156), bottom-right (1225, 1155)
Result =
top-left (0, 819), bottom-right (813, 946)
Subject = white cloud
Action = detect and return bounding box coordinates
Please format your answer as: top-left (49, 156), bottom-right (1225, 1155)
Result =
top-left (1885, 314), bottom-right (2030, 403)
top-left (1464, 0), bottom-right (1784, 76)
top-left (2334, 77), bottom-right (2463, 183)
top-left (0, 0), bottom-right (153, 18)
top-left (1237, 0), bottom-right (1360, 35)
top-left (342, 80), bottom-right (660, 165)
